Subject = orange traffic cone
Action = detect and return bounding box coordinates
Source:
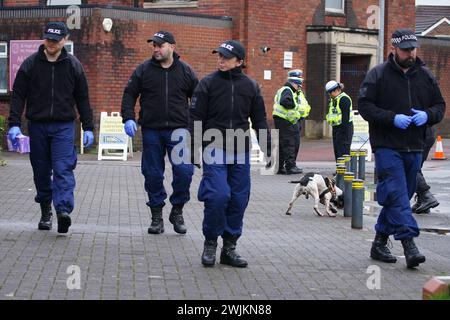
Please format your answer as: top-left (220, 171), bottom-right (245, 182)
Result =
top-left (432, 135), bottom-right (447, 160)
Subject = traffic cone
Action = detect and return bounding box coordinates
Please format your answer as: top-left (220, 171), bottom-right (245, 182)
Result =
top-left (432, 135), bottom-right (447, 160)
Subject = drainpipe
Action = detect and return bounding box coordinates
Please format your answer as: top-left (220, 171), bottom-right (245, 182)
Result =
top-left (378, 0), bottom-right (385, 64)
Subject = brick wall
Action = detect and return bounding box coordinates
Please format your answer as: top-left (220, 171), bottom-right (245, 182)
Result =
top-left (426, 22), bottom-right (450, 37)
top-left (0, 8), bottom-right (231, 149)
top-left (175, 0), bottom-right (380, 126)
top-left (86, 13), bottom-right (230, 130)
top-left (384, 0), bottom-right (416, 57)
top-left (3, 0), bottom-right (40, 5)
top-left (2, 0), bottom-right (139, 7)
top-left (1, 0), bottom-right (435, 137)
top-left (419, 37), bottom-right (450, 137)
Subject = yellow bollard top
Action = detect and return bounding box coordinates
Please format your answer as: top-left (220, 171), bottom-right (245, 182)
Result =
top-left (344, 172), bottom-right (355, 181)
top-left (352, 179), bottom-right (364, 189)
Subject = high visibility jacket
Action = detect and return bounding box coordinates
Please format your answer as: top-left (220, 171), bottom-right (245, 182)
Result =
top-left (273, 86), bottom-right (299, 124)
top-left (297, 90), bottom-right (311, 118)
top-left (326, 92), bottom-right (353, 126)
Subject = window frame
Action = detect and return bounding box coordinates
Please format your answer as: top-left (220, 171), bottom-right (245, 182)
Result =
top-left (0, 42), bottom-right (8, 94)
top-left (64, 41), bottom-right (74, 55)
top-left (325, 0), bottom-right (345, 14)
top-left (143, 0), bottom-right (198, 9)
top-left (47, 0), bottom-right (81, 5)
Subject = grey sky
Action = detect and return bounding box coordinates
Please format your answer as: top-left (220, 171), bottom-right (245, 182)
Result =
top-left (416, 0), bottom-right (450, 5)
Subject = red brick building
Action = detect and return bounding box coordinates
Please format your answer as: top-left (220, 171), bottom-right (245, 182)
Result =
top-left (2, 0), bottom-right (445, 149)
top-left (416, 5), bottom-right (450, 136)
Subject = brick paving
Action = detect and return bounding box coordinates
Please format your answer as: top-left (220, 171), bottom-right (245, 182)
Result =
top-left (0, 149), bottom-right (449, 300)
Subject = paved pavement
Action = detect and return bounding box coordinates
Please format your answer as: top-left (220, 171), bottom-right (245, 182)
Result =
top-left (0, 141), bottom-right (449, 300)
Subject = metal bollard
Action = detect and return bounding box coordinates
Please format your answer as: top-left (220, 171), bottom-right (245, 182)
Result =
top-left (358, 149), bottom-right (366, 180)
top-left (344, 172), bottom-right (354, 217)
top-left (337, 157), bottom-right (346, 167)
top-left (336, 165), bottom-right (346, 191)
top-left (343, 154), bottom-right (351, 171)
top-left (350, 150), bottom-right (358, 178)
top-left (351, 179), bottom-right (364, 229)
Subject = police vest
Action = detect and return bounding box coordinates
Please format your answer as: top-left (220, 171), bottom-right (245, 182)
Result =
top-left (273, 86), bottom-right (300, 124)
top-left (297, 90), bottom-right (311, 118)
top-left (326, 92), bottom-right (353, 126)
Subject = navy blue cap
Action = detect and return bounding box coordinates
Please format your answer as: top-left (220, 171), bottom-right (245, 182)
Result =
top-left (391, 29), bottom-right (419, 49)
top-left (147, 31), bottom-right (176, 44)
top-left (212, 40), bottom-right (246, 60)
top-left (43, 22), bottom-right (68, 42)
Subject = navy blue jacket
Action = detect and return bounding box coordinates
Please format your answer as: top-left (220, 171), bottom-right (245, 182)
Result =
top-left (189, 66), bottom-right (270, 155)
top-left (358, 53), bottom-right (445, 152)
top-left (8, 45), bottom-right (94, 131)
top-left (121, 52), bottom-right (198, 129)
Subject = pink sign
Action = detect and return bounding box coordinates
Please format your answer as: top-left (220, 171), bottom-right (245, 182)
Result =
top-left (9, 40), bottom-right (42, 90)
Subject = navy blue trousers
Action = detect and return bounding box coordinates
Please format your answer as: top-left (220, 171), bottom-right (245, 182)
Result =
top-left (141, 128), bottom-right (194, 208)
top-left (28, 121), bottom-right (77, 214)
top-left (375, 148), bottom-right (422, 240)
top-left (198, 149), bottom-right (251, 240)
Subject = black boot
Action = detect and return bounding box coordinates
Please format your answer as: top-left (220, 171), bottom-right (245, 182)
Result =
top-left (415, 190), bottom-right (439, 214)
top-left (148, 206), bottom-right (164, 234)
top-left (285, 166), bottom-right (303, 175)
top-left (38, 202), bottom-right (53, 230)
top-left (401, 238), bottom-right (426, 269)
top-left (201, 239), bottom-right (218, 267)
top-left (370, 233), bottom-right (397, 263)
top-left (293, 166), bottom-right (304, 173)
top-left (411, 194), bottom-right (421, 213)
top-left (276, 163), bottom-right (286, 175)
top-left (220, 234), bottom-right (248, 268)
top-left (56, 212), bottom-right (71, 234)
top-left (169, 204), bottom-right (187, 234)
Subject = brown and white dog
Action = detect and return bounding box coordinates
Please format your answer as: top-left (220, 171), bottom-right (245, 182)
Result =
top-left (285, 173), bottom-right (343, 217)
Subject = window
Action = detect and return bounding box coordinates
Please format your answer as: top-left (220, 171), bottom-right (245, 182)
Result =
top-left (47, 0), bottom-right (81, 5)
top-left (64, 41), bottom-right (74, 55)
top-left (143, 0), bottom-right (197, 9)
top-left (325, 0), bottom-right (345, 14)
top-left (0, 43), bottom-right (7, 94)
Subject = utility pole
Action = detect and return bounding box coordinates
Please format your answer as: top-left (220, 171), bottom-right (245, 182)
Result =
top-left (378, 0), bottom-right (385, 64)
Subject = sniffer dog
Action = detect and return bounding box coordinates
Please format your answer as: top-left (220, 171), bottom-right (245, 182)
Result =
top-left (285, 173), bottom-right (343, 217)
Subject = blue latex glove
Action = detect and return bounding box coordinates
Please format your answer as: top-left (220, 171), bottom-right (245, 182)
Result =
top-left (411, 108), bottom-right (428, 126)
top-left (83, 131), bottom-right (94, 148)
top-left (394, 114), bottom-right (412, 129)
top-left (124, 120), bottom-right (137, 138)
top-left (8, 127), bottom-right (22, 148)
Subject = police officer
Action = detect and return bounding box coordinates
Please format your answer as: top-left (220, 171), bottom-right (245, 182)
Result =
top-left (7, 22), bottom-right (94, 233)
top-left (190, 40), bottom-right (271, 268)
top-left (359, 29), bottom-right (445, 269)
top-left (412, 125), bottom-right (439, 214)
top-left (272, 70), bottom-right (307, 174)
top-left (325, 81), bottom-right (354, 161)
top-left (121, 31), bottom-right (198, 235)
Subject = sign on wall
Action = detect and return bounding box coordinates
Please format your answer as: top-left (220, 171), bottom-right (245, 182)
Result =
top-left (283, 51), bottom-right (293, 69)
top-left (9, 40), bottom-right (42, 91)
